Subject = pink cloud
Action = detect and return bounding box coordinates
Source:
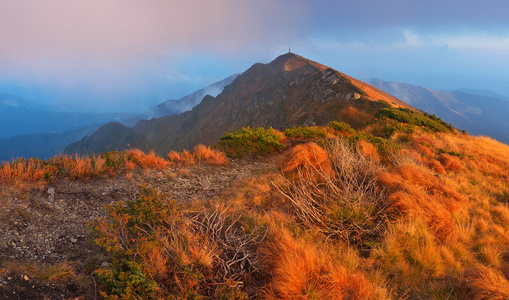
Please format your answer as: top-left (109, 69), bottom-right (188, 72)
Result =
top-left (0, 1), bottom-right (307, 64)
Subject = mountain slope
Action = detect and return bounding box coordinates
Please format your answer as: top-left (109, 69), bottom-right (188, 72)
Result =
top-left (369, 80), bottom-right (509, 143)
top-left (66, 53), bottom-right (414, 155)
top-left (143, 73), bottom-right (239, 119)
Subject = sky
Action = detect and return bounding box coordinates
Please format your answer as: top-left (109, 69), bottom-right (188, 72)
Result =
top-left (1, 0), bottom-right (509, 112)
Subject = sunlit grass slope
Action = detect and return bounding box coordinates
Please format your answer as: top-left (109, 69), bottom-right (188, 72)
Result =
top-left (2, 108), bottom-right (509, 299)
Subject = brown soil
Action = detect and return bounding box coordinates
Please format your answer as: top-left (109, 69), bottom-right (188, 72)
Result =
top-left (0, 156), bottom-right (278, 299)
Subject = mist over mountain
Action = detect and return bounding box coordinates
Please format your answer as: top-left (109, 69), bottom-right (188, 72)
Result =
top-left (369, 80), bottom-right (509, 143)
top-left (0, 74), bottom-right (241, 160)
top-left (0, 125), bottom-right (100, 162)
top-left (66, 53), bottom-right (414, 155)
top-left (0, 93), bottom-right (138, 160)
top-left (0, 93), bottom-right (56, 112)
top-left (143, 74), bottom-right (239, 119)
top-left (451, 88), bottom-right (509, 101)
top-left (0, 97), bottom-right (138, 139)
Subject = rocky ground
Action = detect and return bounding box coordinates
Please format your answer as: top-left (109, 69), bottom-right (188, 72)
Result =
top-left (0, 156), bottom-right (277, 299)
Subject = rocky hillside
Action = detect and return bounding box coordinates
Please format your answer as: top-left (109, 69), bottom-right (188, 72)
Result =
top-left (66, 53), bottom-right (414, 155)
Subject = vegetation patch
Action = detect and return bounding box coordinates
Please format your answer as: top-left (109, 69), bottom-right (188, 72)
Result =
top-left (376, 107), bottom-right (454, 133)
top-left (215, 127), bottom-right (286, 158)
top-left (284, 126), bottom-right (329, 139)
top-left (6, 121), bottom-right (509, 299)
top-left (328, 120), bottom-right (355, 134)
top-left (347, 132), bottom-right (400, 156)
top-left (89, 186), bottom-right (262, 299)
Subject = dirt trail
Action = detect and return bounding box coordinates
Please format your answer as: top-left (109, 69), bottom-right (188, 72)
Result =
top-left (0, 157), bottom-right (277, 264)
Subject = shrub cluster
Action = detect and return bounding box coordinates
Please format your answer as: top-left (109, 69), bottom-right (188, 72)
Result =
top-left (215, 127), bottom-right (286, 158)
top-left (375, 107), bottom-right (454, 133)
top-left (284, 126), bottom-right (329, 139)
top-left (90, 186), bottom-right (261, 299)
top-left (279, 138), bottom-right (387, 245)
top-left (328, 120), bottom-right (355, 134)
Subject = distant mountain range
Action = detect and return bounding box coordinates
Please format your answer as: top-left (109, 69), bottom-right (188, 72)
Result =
top-left (0, 93), bottom-right (137, 139)
top-left (0, 92), bottom-right (55, 112)
top-left (368, 80), bottom-right (509, 144)
top-left (0, 76), bottom-right (241, 161)
top-left (66, 53), bottom-right (413, 155)
top-left (0, 125), bottom-right (100, 161)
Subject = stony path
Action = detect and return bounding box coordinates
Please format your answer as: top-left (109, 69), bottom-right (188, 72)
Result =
top-left (0, 156), bottom-right (278, 265)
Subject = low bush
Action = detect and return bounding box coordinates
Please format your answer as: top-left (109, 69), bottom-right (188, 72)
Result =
top-left (328, 121), bottom-right (355, 133)
top-left (284, 126), bottom-right (329, 139)
top-left (376, 107), bottom-right (454, 133)
top-left (215, 127), bottom-right (286, 158)
top-left (382, 120), bottom-right (414, 136)
top-left (279, 138), bottom-right (386, 245)
top-left (89, 186), bottom-right (262, 299)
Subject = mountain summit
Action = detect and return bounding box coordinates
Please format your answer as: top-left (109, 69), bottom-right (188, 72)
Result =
top-left (66, 53), bottom-right (414, 155)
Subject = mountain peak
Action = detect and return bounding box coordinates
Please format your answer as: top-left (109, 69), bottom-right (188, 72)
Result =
top-left (67, 53), bottom-right (414, 155)
top-left (270, 52), bottom-right (328, 73)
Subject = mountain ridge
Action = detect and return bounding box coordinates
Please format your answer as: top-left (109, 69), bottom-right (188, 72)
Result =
top-left (369, 79), bottom-right (509, 143)
top-left (142, 73), bottom-right (240, 120)
top-left (66, 53), bottom-right (415, 155)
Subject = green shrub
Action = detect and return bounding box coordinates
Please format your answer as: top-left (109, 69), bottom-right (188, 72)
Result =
top-left (347, 132), bottom-right (400, 155)
top-left (328, 121), bottom-right (355, 134)
top-left (215, 127), bottom-right (286, 158)
top-left (284, 126), bottom-right (328, 139)
top-left (382, 121), bottom-right (414, 137)
top-left (437, 148), bottom-right (472, 159)
top-left (89, 186), bottom-right (257, 299)
top-left (375, 108), bottom-right (454, 133)
top-left (89, 187), bottom-right (200, 299)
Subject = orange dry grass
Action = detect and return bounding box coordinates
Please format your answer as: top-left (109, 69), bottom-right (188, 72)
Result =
top-left (1, 260), bottom-right (77, 285)
top-left (408, 132), bottom-right (509, 201)
top-left (358, 140), bottom-right (380, 162)
top-left (438, 153), bottom-right (463, 171)
top-left (126, 149), bottom-right (170, 169)
top-left (143, 243), bottom-right (169, 281)
top-left (412, 136), bottom-right (435, 159)
top-left (0, 154), bottom-right (115, 187)
top-left (378, 163), bottom-right (467, 240)
top-left (193, 144), bottom-right (228, 166)
top-left (462, 266), bottom-right (509, 300)
top-left (167, 150), bottom-right (196, 166)
top-left (262, 231), bottom-right (378, 300)
top-left (0, 159), bottom-right (48, 187)
top-left (57, 155), bottom-right (93, 179)
top-left (281, 142), bottom-right (333, 182)
top-left (426, 158), bottom-right (446, 175)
